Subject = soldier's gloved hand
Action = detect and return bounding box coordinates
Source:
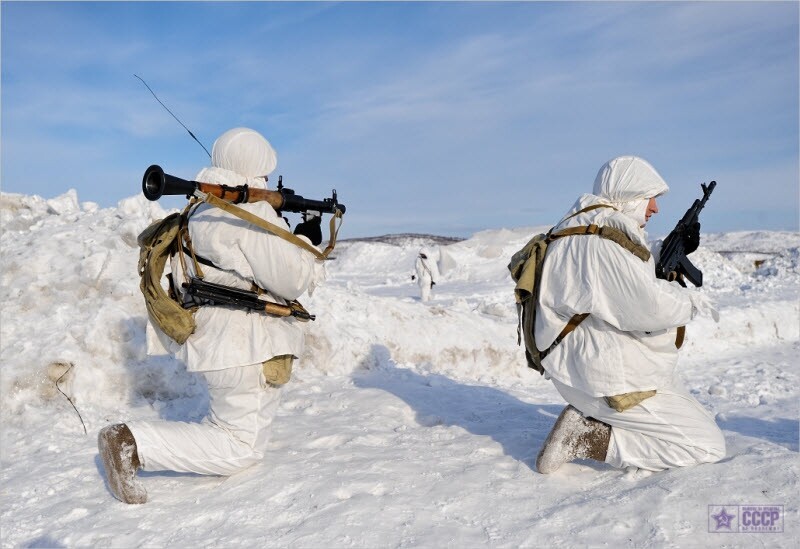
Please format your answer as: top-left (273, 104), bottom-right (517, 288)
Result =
top-left (684, 221), bottom-right (701, 254)
top-left (293, 214), bottom-right (322, 246)
top-left (688, 291), bottom-right (719, 323)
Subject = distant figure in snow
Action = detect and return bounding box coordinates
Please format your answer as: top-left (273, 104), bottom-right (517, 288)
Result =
top-left (97, 128), bottom-right (326, 504)
top-left (532, 156), bottom-right (725, 474)
top-left (412, 247), bottom-right (439, 302)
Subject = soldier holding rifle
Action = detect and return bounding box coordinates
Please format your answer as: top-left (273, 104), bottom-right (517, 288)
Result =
top-left (532, 156), bottom-right (725, 474)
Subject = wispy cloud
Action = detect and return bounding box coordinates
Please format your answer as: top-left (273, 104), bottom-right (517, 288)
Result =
top-left (2, 2), bottom-right (797, 235)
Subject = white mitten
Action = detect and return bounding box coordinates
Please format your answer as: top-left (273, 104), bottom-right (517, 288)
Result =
top-left (689, 292), bottom-right (720, 323)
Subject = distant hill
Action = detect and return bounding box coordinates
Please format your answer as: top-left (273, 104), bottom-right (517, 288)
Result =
top-left (340, 233), bottom-right (466, 246)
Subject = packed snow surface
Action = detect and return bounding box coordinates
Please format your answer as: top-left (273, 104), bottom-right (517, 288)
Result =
top-left (1, 190), bottom-right (798, 547)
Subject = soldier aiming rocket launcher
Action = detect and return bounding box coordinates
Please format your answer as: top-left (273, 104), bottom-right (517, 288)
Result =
top-left (655, 181), bottom-right (716, 287)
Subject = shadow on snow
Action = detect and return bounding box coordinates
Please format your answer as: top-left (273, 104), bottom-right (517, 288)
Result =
top-left (352, 345), bottom-right (565, 471)
top-left (719, 415), bottom-right (799, 452)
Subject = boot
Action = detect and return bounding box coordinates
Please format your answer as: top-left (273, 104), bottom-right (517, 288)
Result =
top-left (98, 423), bottom-right (147, 504)
top-left (536, 405), bottom-right (611, 474)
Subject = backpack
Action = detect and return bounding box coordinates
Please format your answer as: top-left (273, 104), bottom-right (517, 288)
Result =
top-left (508, 206), bottom-right (650, 375)
top-left (137, 194), bottom-right (343, 344)
top-left (137, 210), bottom-right (197, 344)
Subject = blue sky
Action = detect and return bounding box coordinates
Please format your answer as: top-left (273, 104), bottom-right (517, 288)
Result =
top-left (2, 1), bottom-right (798, 238)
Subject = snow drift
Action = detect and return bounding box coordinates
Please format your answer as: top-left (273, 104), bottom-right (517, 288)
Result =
top-left (1, 189), bottom-right (797, 547)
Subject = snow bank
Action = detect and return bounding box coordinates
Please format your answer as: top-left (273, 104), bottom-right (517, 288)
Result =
top-left (1, 190), bottom-right (797, 548)
top-left (1, 191), bottom-right (798, 422)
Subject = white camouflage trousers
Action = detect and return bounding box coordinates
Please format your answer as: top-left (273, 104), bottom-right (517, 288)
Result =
top-left (128, 363), bottom-right (281, 476)
top-left (551, 377), bottom-right (726, 471)
top-left (418, 276), bottom-right (433, 302)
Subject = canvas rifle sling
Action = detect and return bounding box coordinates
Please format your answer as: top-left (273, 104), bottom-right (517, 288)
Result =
top-left (175, 193), bottom-right (342, 321)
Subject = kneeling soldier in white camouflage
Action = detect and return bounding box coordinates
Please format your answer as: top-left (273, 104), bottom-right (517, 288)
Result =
top-left (98, 128), bottom-right (326, 503)
top-left (528, 156), bottom-right (725, 473)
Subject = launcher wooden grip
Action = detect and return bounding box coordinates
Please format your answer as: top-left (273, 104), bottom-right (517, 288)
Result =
top-left (194, 182), bottom-right (285, 210)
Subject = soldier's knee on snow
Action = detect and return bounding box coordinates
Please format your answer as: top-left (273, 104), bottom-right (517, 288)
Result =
top-left (687, 424), bottom-right (726, 467)
top-left (234, 449), bottom-right (265, 472)
top-left (706, 425), bottom-right (727, 463)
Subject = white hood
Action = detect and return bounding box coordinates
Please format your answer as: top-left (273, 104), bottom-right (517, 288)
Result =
top-left (211, 127), bottom-right (278, 179)
top-left (592, 156), bottom-right (669, 228)
top-left (592, 156), bottom-right (669, 202)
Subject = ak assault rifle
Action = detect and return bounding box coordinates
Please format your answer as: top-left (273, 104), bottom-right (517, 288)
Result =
top-left (183, 278), bottom-right (315, 321)
top-left (142, 164), bottom-right (346, 216)
top-left (655, 181), bottom-right (716, 287)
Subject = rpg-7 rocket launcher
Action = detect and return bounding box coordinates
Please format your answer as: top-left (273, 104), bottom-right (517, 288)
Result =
top-left (141, 164), bottom-right (346, 217)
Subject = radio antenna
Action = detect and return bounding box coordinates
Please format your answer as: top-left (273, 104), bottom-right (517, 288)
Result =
top-left (134, 74), bottom-right (211, 158)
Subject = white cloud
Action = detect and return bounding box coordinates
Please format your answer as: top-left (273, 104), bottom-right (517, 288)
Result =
top-left (1, 1), bottom-right (796, 235)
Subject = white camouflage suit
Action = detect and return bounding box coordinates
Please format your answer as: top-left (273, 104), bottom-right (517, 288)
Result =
top-left (414, 248), bottom-right (439, 302)
top-left (536, 156), bottom-right (725, 471)
top-left (129, 128), bottom-right (325, 476)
